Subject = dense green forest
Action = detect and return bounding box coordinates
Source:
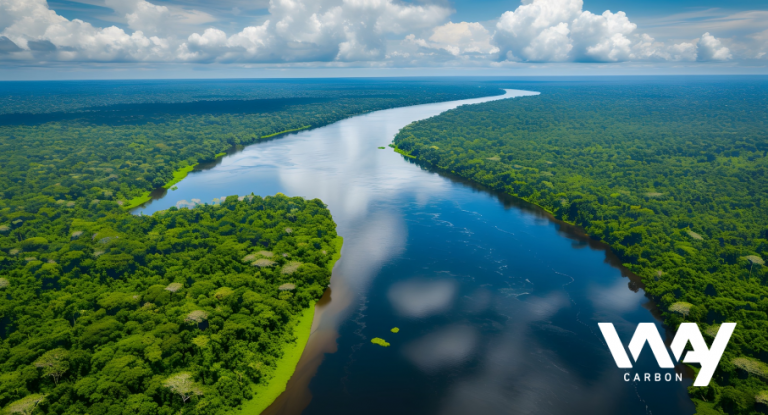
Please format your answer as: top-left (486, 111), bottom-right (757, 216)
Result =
top-left (0, 80), bottom-right (501, 414)
top-left (393, 79), bottom-right (768, 415)
top-left (0, 79), bottom-right (499, 116)
top-left (0, 193), bottom-right (340, 414)
top-left (0, 81), bottom-right (500, 210)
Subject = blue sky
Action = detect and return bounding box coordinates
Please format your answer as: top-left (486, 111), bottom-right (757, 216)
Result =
top-left (0, 0), bottom-right (767, 79)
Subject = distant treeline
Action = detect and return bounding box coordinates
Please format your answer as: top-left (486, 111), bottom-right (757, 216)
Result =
top-left (393, 80), bottom-right (768, 415)
top-left (0, 82), bottom-right (501, 210)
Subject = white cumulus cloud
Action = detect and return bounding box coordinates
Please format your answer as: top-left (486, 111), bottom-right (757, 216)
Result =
top-left (179, 0), bottom-right (453, 63)
top-left (494, 0), bottom-right (581, 61)
top-left (697, 32), bottom-right (732, 61)
top-left (491, 0), bottom-right (732, 63)
top-left (570, 10), bottom-right (635, 61)
top-left (0, 0), bottom-right (750, 66)
top-left (0, 0), bottom-right (171, 61)
top-left (104, 0), bottom-right (170, 35)
top-left (404, 21), bottom-right (498, 57)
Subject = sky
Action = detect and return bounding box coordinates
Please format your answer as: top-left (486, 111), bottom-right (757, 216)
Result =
top-left (0, 0), bottom-right (767, 79)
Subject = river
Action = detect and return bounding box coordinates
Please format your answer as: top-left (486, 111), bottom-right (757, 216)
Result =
top-left (134, 89), bottom-right (695, 415)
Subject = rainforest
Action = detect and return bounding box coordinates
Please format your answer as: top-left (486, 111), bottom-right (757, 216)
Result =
top-left (0, 79), bottom-right (500, 415)
top-left (1, 77), bottom-right (767, 415)
top-left (392, 77), bottom-right (768, 415)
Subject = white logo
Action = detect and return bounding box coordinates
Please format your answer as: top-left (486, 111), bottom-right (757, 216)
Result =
top-left (598, 322), bottom-right (736, 386)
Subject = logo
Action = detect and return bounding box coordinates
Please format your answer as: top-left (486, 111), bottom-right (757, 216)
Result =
top-left (598, 322), bottom-right (736, 386)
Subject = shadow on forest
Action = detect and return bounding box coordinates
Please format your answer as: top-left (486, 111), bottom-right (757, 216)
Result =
top-left (0, 96), bottom-right (336, 126)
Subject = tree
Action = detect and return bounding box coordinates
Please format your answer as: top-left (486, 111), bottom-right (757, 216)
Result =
top-left (719, 386), bottom-right (754, 414)
top-left (746, 255), bottom-right (764, 278)
top-left (3, 394), bottom-right (46, 415)
top-left (33, 349), bottom-right (69, 384)
top-left (163, 373), bottom-right (203, 404)
top-left (0, 277), bottom-right (8, 289)
top-left (165, 282), bottom-right (183, 300)
top-left (185, 310), bottom-right (209, 330)
top-left (0, 190), bottom-right (338, 412)
top-left (669, 302), bottom-right (693, 320)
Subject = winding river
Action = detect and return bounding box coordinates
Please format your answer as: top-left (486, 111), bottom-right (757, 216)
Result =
top-left (134, 90), bottom-right (695, 415)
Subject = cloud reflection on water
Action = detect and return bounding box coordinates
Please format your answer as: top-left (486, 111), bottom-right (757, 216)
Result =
top-left (403, 325), bottom-right (479, 374)
top-left (131, 90), bottom-right (692, 415)
top-left (388, 279), bottom-right (457, 318)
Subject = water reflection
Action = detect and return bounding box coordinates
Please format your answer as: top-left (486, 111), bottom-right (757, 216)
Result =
top-left (135, 89), bottom-right (693, 415)
top-left (404, 325), bottom-right (478, 373)
top-left (389, 279), bottom-right (457, 318)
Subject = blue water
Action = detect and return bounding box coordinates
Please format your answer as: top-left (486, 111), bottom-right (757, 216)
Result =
top-left (135, 90), bottom-right (695, 415)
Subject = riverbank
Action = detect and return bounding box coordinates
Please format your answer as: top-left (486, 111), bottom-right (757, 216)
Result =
top-left (388, 83), bottom-right (768, 412)
top-left (124, 127), bottom-right (316, 210)
top-left (124, 155), bottom-right (225, 209)
top-left (261, 125), bottom-right (311, 139)
top-left (241, 302), bottom-right (316, 415)
top-left (238, 235), bottom-right (343, 415)
top-left (129, 89), bottom-right (689, 415)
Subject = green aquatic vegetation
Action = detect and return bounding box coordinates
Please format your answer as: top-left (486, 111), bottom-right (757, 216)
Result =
top-left (163, 163), bottom-right (197, 189)
top-left (238, 302), bottom-right (316, 415)
top-left (393, 147), bottom-right (416, 159)
top-left (123, 191), bottom-right (153, 210)
top-left (378, 146), bottom-right (386, 149)
top-left (261, 125), bottom-right (311, 139)
top-left (371, 337), bottom-right (390, 347)
top-left (327, 236), bottom-right (344, 272)
top-left (391, 327), bottom-right (400, 333)
top-left (393, 80), bottom-right (768, 410)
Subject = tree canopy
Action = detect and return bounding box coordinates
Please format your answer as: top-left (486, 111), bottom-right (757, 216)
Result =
top-left (0, 79), bottom-right (502, 414)
top-left (393, 79), bottom-right (768, 415)
top-left (0, 193), bottom-right (340, 414)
